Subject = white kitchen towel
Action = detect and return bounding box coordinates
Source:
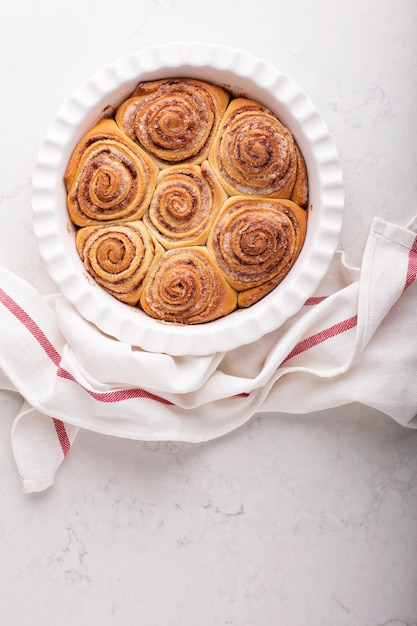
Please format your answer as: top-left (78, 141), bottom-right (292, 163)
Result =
top-left (1, 216), bottom-right (416, 493)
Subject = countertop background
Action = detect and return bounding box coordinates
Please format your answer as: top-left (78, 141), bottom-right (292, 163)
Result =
top-left (1, 1), bottom-right (416, 624)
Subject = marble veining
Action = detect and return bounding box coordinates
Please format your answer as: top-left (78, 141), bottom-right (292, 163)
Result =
top-left (1, 1), bottom-right (417, 624)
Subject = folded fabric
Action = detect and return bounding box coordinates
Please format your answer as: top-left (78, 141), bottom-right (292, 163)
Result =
top-left (1, 216), bottom-right (416, 493)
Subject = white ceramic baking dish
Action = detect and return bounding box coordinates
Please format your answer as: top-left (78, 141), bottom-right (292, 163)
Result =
top-left (32, 42), bottom-right (344, 356)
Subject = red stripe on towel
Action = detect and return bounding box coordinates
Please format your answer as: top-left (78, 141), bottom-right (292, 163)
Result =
top-left (53, 418), bottom-right (71, 456)
top-left (304, 296), bottom-right (328, 306)
top-left (281, 315), bottom-right (358, 365)
top-left (0, 288), bottom-right (61, 365)
top-left (404, 235), bottom-right (417, 291)
top-left (57, 366), bottom-right (173, 405)
top-left (0, 288), bottom-right (72, 456)
top-left (0, 286), bottom-right (174, 465)
top-left (0, 287), bottom-right (173, 406)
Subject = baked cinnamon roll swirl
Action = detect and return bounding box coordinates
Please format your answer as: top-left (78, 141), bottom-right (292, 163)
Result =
top-left (65, 77), bottom-right (311, 323)
top-left (140, 247), bottom-right (237, 324)
top-left (76, 221), bottom-right (163, 305)
top-left (65, 119), bottom-right (158, 226)
top-left (207, 197), bottom-right (307, 308)
top-left (209, 98), bottom-right (308, 206)
top-left (115, 78), bottom-right (230, 166)
top-left (143, 161), bottom-right (227, 248)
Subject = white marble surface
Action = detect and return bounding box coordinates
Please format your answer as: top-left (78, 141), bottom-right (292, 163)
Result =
top-left (1, 1), bottom-right (416, 624)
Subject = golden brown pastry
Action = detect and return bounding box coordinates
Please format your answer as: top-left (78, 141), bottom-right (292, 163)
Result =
top-left (115, 78), bottom-right (230, 167)
top-left (66, 78), bottom-right (310, 324)
top-left (65, 118), bottom-right (158, 226)
top-left (291, 144), bottom-right (309, 208)
top-left (140, 246), bottom-right (237, 324)
top-left (206, 196), bottom-right (307, 308)
top-left (143, 160), bottom-right (227, 249)
top-left (208, 98), bottom-right (308, 206)
top-left (76, 221), bottom-right (163, 305)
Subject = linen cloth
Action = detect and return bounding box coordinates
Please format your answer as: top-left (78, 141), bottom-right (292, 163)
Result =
top-left (1, 215), bottom-right (416, 493)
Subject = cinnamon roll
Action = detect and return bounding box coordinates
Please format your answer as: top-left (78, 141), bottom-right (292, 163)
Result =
top-left (65, 118), bottom-right (158, 226)
top-left (65, 77), bottom-right (310, 323)
top-left (140, 247), bottom-right (237, 324)
top-left (143, 160), bottom-right (227, 248)
top-left (208, 98), bottom-right (308, 206)
top-left (76, 221), bottom-right (163, 305)
top-left (115, 78), bottom-right (230, 166)
top-left (206, 197), bottom-right (307, 308)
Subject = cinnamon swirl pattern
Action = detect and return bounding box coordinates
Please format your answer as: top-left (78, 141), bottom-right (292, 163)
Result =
top-left (65, 119), bottom-right (158, 226)
top-left (207, 197), bottom-right (308, 308)
top-left (76, 221), bottom-right (163, 305)
top-left (115, 78), bottom-right (230, 167)
top-left (208, 98), bottom-right (308, 206)
top-left (66, 77), bottom-right (309, 324)
top-left (143, 161), bottom-right (227, 248)
top-left (140, 247), bottom-right (237, 324)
